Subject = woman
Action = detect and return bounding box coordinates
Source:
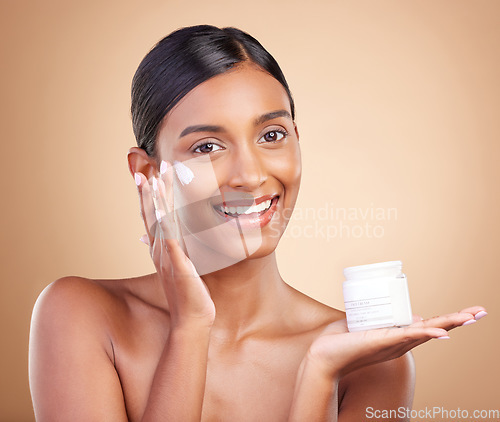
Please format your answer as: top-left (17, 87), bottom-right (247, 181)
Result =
top-left (29, 24), bottom-right (486, 421)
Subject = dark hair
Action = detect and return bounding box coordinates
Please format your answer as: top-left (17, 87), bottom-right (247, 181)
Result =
top-left (131, 24), bottom-right (295, 164)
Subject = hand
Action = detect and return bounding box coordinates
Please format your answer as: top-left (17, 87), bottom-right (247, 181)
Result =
top-left (306, 306), bottom-right (487, 379)
top-left (135, 161), bottom-right (216, 328)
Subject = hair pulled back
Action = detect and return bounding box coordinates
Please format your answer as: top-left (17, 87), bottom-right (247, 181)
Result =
top-left (131, 24), bottom-right (295, 163)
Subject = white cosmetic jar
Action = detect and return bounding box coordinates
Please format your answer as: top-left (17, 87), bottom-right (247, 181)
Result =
top-left (342, 260), bottom-right (413, 332)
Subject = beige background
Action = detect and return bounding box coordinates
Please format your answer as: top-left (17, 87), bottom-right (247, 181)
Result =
top-left (1, 0), bottom-right (499, 420)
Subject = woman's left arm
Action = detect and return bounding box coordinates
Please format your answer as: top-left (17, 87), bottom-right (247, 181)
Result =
top-left (287, 354), bottom-right (414, 422)
top-left (288, 306), bottom-right (486, 422)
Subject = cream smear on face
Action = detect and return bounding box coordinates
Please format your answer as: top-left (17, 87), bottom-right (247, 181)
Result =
top-left (173, 160), bottom-right (194, 185)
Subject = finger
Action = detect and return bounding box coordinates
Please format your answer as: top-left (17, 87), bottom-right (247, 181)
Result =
top-left (156, 163), bottom-right (180, 243)
top-left (155, 175), bottom-right (185, 248)
top-left (135, 172), bottom-right (157, 246)
top-left (150, 220), bottom-right (173, 278)
top-left (384, 334), bottom-right (445, 361)
top-left (403, 330), bottom-right (450, 349)
top-left (376, 326), bottom-right (448, 346)
top-left (159, 160), bottom-right (174, 214)
top-left (148, 214), bottom-right (187, 278)
top-left (135, 173), bottom-right (175, 278)
top-left (364, 326), bottom-right (450, 367)
top-left (160, 236), bottom-right (197, 279)
top-left (410, 311), bottom-right (476, 332)
top-left (347, 326), bottom-right (447, 367)
top-left (152, 177), bottom-right (192, 273)
top-left (155, 174), bottom-right (173, 219)
top-left (150, 179), bottom-right (196, 277)
top-left (401, 326), bottom-right (449, 341)
top-left (458, 306), bottom-right (488, 320)
top-left (158, 160), bottom-right (189, 256)
top-left (152, 176), bottom-right (176, 241)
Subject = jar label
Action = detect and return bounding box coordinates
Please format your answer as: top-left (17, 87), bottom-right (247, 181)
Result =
top-left (345, 295), bottom-right (394, 329)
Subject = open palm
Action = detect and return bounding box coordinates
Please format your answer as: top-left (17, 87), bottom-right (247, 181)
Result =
top-left (307, 306), bottom-right (486, 378)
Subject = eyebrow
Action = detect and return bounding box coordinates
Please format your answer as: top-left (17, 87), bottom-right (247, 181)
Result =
top-left (178, 109), bottom-right (292, 139)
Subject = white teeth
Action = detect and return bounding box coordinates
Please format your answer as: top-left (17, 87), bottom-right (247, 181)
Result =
top-left (218, 199), bottom-right (273, 216)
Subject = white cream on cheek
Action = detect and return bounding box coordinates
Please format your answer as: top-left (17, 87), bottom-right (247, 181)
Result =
top-left (173, 160), bottom-right (195, 185)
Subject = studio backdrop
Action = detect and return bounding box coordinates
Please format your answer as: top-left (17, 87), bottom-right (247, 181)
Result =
top-left (1, 0), bottom-right (498, 421)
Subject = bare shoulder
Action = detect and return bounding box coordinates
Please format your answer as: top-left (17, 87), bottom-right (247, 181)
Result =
top-left (35, 275), bottom-right (118, 305)
top-left (30, 274), bottom-right (160, 355)
top-left (31, 277), bottom-right (120, 358)
top-left (339, 352), bottom-right (416, 420)
top-left (285, 283), bottom-right (346, 333)
top-left (33, 273), bottom-right (158, 318)
top-left (29, 274), bottom-right (159, 421)
top-left (33, 276), bottom-right (125, 322)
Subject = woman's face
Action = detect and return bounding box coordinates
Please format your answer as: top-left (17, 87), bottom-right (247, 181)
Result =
top-left (155, 62), bottom-right (301, 271)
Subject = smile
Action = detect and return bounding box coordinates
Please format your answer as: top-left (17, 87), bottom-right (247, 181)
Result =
top-left (212, 195), bottom-right (280, 229)
top-left (215, 198), bottom-right (273, 217)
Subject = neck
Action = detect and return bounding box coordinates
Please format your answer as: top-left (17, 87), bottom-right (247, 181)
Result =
top-left (200, 251), bottom-right (290, 341)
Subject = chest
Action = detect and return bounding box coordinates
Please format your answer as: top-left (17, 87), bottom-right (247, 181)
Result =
top-left (202, 339), bottom-right (306, 421)
top-left (114, 323), bottom-right (310, 421)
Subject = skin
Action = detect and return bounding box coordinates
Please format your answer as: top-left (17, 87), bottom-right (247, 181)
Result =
top-left (29, 62), bottom-right (487, 421)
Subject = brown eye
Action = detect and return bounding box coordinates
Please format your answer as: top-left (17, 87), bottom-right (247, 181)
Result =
top-left (193, 142), bottom-right (222, 154)
top-left (261, 130), bottom-right (286, 143)
top-left (199, 143), bottom-right (214, 153)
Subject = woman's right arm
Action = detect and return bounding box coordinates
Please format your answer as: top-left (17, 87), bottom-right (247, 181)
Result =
top-left (141, 312), bottom-right (212, 421)
top-left (30, 164), bottom-right (216, 421)
top-left (136, 165), bottom-right (216, 420)
top-left (29, 273), bottom-right (212, 422)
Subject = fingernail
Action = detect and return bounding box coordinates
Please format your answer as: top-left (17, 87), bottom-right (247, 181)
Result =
top-left (139, 234), bottom-right (150, 245)
top-left (160, 160), bottom-right (169, 175)
top-left (436, 335), bottom-right (450, 339)
top-left (462, 319), bottom-right (476, 326)
top-left (134, 172), bottom-right (141, 186)
top-left (152, 177), bottom-right (158, 191)
top-left (474, 311), bottom-right (488, 320)
top-left (155, 209), bottom-right (162, 222)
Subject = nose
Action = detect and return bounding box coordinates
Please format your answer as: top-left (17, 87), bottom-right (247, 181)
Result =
top-left (226, 145), bottom-right (267, 191)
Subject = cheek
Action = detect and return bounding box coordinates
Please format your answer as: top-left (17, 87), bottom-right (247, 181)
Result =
top-left (270, 145), bottom-right (302, 190)
top-left (172, 158), bottom-right (220, 207)
top-left (171, 162), bottom-right (222, 235)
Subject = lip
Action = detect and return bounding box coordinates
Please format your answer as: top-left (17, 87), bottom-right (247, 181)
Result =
top-left (213, 195), bottom-right (280, 229)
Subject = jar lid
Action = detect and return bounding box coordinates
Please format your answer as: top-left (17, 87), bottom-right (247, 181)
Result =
top-left (343, 260), bottom-right (403, 280)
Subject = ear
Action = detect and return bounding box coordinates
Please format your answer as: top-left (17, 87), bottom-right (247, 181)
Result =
top-left (127, 147), bottom-right (159, 181)
top-left (294, 122), bottom-right (300, 142)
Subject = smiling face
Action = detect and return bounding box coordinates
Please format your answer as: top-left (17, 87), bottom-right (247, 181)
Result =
top-left (155, 62), bottom-right (301, 269)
